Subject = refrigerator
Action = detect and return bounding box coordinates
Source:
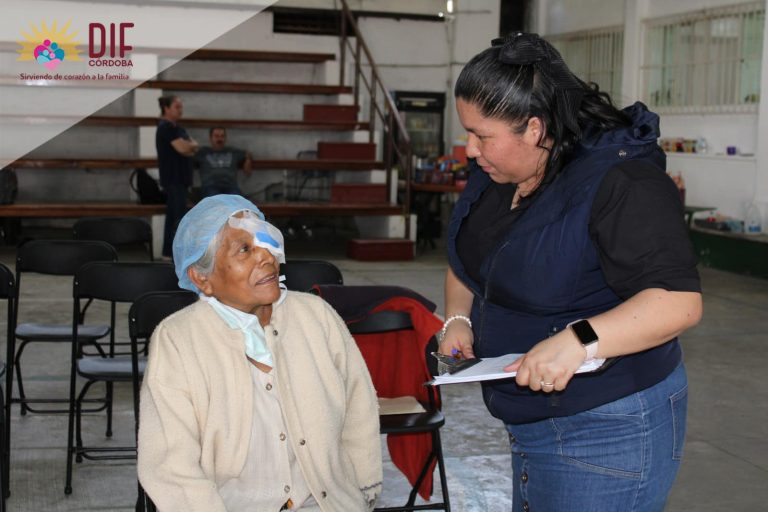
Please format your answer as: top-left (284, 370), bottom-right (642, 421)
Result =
top-left (392, 91), bottom-right (446, 160)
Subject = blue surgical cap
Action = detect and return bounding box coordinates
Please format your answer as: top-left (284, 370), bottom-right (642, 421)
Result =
top-left (172, 194), bottom-right (272, 292)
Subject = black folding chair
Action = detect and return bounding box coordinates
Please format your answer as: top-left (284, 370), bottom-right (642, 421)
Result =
top-left (73, 217), bottom-right (154, 261)
top-left (0, 362), bottom-right (5, 512)
top-left (0, 263), bottom-right (14, 510)
top-left (281, 259), bottom-right (343, 292)
top-left (129, 291), bottom-right (198, 512)
top-left (347, 310), bottom-right (450, 512)
top-left (11, 240), bottom-right (118, 416)
top-left (65, 262), bottom-right (179, 495)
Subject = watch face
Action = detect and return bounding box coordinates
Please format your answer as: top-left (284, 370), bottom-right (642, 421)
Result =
top-left (571, 320), bottom-right (598, 344)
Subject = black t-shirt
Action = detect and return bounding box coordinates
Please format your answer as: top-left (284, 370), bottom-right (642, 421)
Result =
top-left (155, 119), bottom-right (192, 188)
top-left (456, 160), bottom-right (701, 300)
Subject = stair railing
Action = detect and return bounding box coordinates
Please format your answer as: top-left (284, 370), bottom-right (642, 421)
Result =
top-left (337, 0), bottom-right (413, 239)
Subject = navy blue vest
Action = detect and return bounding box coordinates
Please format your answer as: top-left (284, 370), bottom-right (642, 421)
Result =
top-left (447, 105), bottom-right (681, 424)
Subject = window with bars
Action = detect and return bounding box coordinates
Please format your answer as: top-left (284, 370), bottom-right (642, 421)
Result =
top-left (547, 28), bottom-right (625, 104)
top-left (642, 2), bottom-right (765, 111)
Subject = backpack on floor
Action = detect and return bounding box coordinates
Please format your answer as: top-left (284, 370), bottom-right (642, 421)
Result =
top-left (0, 168), bottom-right (18, 205)
top-left (130, 168), bottom-right (166, 204)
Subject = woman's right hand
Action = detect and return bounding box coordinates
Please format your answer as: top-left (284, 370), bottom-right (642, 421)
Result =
top-left (438, 320), bottom-right (475, 359)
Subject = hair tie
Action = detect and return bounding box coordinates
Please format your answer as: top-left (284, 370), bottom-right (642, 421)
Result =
top-left (494, 32), bottom-right (549, 66)
top-left (493, 32), bottom-right (584, 137)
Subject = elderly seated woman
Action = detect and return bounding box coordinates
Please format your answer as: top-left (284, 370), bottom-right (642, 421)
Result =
top-left (137, 195), bottom-right (382, 512)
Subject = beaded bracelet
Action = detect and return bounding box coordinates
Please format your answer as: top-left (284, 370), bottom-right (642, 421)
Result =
top-left (439, 314), bottom-right (472, 341)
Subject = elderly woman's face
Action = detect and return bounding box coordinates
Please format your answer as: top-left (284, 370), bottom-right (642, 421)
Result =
top-left (201, 224), bottom-right (281, 314)
top-left (457, 99), bottom-right (548, 187)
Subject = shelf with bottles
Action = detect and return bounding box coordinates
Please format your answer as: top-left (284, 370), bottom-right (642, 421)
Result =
top-left (660, 136), bottom-right (755, 162)
top-left (664, 152), bottom-right (756, 162)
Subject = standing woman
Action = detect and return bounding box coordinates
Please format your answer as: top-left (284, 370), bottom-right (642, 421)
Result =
top-left (439, 33), bottom-right (702, 511)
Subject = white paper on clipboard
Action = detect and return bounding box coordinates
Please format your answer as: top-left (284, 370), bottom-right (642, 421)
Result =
top-left (430, 354), bottom-right (606, 385)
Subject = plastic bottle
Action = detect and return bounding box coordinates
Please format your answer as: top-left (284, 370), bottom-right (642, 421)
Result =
top-left (745, 202), bottom-right (763, 235)
top-left (695, 137), bottom-right (708, 154)
top-left (676, 172), bottom-right (686, 206)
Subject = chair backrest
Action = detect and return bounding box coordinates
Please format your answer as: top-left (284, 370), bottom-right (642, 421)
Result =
top-left (73, 217), bottom-right (153, 260)
top-left (16, 240), bottom-right (118, 276)
top-left (346, 310), bottom-right (413, 335)
top-left (129, 291), bottom-right (198, 340)
top-left (281, 260), bottom-right (343, 292)
top-left (74, 262), bottom-right (179, 303)
top-left (0, 263), bottom-right (14, 300)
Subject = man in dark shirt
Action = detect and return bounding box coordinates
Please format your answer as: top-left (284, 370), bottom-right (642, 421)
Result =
top-left (194, 127), bottom-right (252, 197)
top-left (156, 95), bottom-right (198, 259)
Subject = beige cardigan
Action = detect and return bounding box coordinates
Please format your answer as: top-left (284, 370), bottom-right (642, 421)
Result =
top-left (137, 292), bottom-right (382, 512)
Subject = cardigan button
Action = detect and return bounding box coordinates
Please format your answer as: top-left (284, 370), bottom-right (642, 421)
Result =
top-left (299, 439), bottom-right (306, 445)
top-left (279, 433), bottom-right (286, 441)
top-left (273, 329), bottom-right (278, 336)
top-left (266, 383), bottom-right (272, 391)
top-left (321, 491), bottom-right (327, 498)
top-left (618, 149), bottom-right (627, 158)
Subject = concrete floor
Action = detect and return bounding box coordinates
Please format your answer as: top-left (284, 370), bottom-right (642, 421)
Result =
top-left (1, 236), bottom-right (766, 511)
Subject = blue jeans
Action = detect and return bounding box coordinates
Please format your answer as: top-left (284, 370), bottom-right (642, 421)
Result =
top-left (162, 184), bottom-right (188, 257)
top-left (505, 363), bottom-right (688, 512)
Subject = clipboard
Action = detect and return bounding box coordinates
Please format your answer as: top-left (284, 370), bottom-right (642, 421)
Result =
top-left (428, 353), bottom-right (608, 386)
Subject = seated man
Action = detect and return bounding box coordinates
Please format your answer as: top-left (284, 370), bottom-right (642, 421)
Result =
top-left (194, 127), bottom-right (253, 197)
top-left (138, 194), bottom-right (382, 512)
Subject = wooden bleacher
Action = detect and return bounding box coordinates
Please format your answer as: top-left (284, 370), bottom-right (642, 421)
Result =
top-left (3, 115), bottom-right (369, 132)
top-left (9, 158), bottom-right (384, 171)
top-left (0, 202), bottom-right (401, 218)
top-left (3, 44), bottom-right (409, 240)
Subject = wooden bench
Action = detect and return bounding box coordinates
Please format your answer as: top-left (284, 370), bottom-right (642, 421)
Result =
top-left (8, 158), bottom-right (384, 171)
top-left (0, 203), bottom-right (166, 218)
top-left (0, 202), bottom-right (401, 218)
top-left (3, 115), bottom-right (370, 132)
top-left (689, 226), bottom-right (768, 278)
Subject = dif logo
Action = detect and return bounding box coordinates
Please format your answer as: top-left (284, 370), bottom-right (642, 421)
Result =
top-left (88, 23), bottom-right (134, 67)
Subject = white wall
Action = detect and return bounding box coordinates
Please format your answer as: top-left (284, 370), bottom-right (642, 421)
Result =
top-left (645, 0), bottom-right (759, 19)
top-left (534, 0), bottom-right (768, 222)
top-left (543, 0), bottom-right (625, 33)
top-left (446, 0), bottom-right (502, 145)
top-left (276, 0), bottom-right (446, 16)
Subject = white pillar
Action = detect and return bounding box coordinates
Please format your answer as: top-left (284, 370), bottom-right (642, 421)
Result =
top-left (536, 0), bottom-right (548, 35)
top-left (621, 0), bottom-right (647, 108)
top-left (754, 5), bottom-right (768, 217)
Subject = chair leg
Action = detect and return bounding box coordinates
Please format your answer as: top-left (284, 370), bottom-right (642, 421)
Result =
top-left (13, 342), bottom-right (29, 416)
top-left (405, 449), bottom-right (437, 507)
top-left (4, 344), bottom-right (14, 500)
top-left (75, 380), bottom-right (98, 463)
top-left (75, 392), bottom-right (84, 464)
top-left (433, 429), bottom-right (451, 512)
top-left (65, 337), bottom-right (79, 494)
top-left (1, 384), bottom-right (7, 508)
top-left (105, 382), bottom-right (113, 438)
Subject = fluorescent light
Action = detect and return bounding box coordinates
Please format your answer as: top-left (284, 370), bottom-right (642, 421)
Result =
top-left (446, 0), bottom-right (454, 14)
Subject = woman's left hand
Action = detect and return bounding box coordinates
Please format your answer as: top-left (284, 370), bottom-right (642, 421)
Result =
top-left (505, 330), bottom-right (586, 393)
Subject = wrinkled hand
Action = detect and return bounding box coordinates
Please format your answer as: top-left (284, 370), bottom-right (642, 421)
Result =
top-left (505, 330), bottom-right (586, 393)
top-left (438, 320), bottom-right (475, 359)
